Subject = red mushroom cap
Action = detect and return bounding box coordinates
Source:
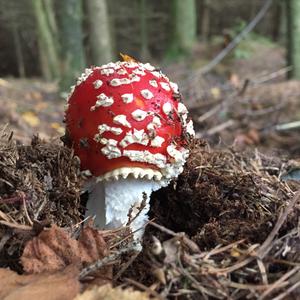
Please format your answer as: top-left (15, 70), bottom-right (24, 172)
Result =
top-left (65, 61), bottom-right (194, 181)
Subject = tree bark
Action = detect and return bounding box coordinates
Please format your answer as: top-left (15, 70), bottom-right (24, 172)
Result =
top-left (286, 0), bottom-right (300, 79)
top-left (201, 0), bottom-right (210, 42)
top-left (32, 0), bottom-right (60, 80)
top-left (86, 0), bottom-right (114, 66)
top-left (167, 0), bottom-right (197, 58)
top-left (56, 0), bottom-right (86, 91)
top-left (140, 0), bottom-right (151, 60)
top-left (12, 21), bottom-right (25, 77)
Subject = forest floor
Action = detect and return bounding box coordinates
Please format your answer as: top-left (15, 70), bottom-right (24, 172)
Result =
top-left (0, 40), bottom-right (300, 299)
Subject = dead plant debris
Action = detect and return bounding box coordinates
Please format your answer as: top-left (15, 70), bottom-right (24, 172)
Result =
top-left (122, 140), bottom-right (300, 299)
top-left (21, 224), bottom-right (109, 274)
top-left (0, 128), bottom-right (81, 271)
top-left (0, 129), bottom-right (299, 299)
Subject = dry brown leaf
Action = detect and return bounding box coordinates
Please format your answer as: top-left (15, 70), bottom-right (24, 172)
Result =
top-left (21, 224), bottom-right (109, 274)
top-left (0, 266), bottom-right (80, 300)
top-left (75, 284), bottom-right (153, 300)
top-left (210, 87), bottom-right (221, 99)
top-left (21, 111), bottom-right (40, 127)
top-left (119, 53), bottom-right (138, 62)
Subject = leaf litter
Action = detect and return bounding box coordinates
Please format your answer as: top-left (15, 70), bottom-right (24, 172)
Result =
top-left (0, 128), bottom-right (299, 299)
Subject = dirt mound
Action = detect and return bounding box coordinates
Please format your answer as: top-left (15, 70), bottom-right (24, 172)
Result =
top-left (122, 141), bottom-right (300, 299)
top-left (0, 132), bottom-right (299, 299)
top-left (150, 140), bottom-right (299, 249)
top-left (0, 128), bottom-right (81, 271)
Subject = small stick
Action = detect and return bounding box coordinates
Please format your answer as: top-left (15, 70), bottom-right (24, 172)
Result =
top-left (205, 119), bottom-right (235, 137)
top-left (275, 120), bottom-right (300, 132)
top-left (114, 251), bottom-right (139, 280)
top-left (124, 278), bottom-right (164, 300)
top-left (79, 241), bottom-right (138, 279)
top-left (272, 280), bottom-right (300, 300)
top-left (257, 191), bottom-right (300, 259)
top-left (0, 220), bottom-right (32, 231)
top-left (258, 266), bottom-right (300, 299)
top-left (149, 221), bottom-right (200, 253)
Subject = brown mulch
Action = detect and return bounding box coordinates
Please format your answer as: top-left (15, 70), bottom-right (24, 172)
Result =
top-left (0, 129), bottom-right (81, 271)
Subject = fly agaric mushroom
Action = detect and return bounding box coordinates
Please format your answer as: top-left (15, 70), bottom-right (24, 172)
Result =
top-left (64, 60), bottom-right (194, 246)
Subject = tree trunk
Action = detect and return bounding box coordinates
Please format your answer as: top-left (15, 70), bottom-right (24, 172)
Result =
top-left (56, 0), bottom-right (86, 91)
top-left (32, 0), bottom-right (60, 80)
top-left (43, 0), bottom-right (58, 38)
top-left (167, 0), bottom-right (197, 58)
top-left (286, 0), bottom-right (300, 79)
top-left (140, 0), bottom-right (151, 60)
top-left (272, 1), bottom-right (281, 41)
top-left (201, 0), bottom-right (210, 42)
top-left (12, 21), bottom-right (25, 77)
top-left (86, 0), bottom-right (114, 66)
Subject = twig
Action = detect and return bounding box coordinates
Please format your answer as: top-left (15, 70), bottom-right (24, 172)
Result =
top-left (200, 239), bottom-right (245, 259)
top-left (0, 210), bottom-right (14, 223)
top-left (256, 258), bottom-right (268, 285)
top-left (204, 119), bottom-right (236, 137)
top-left (124, 278), bottom-right (165, 300)
top-left (177, 258), bottom-right (211, 299)
top-left (243, 102), bottom-right (286, 117)
top-left (238, 79), bottom-right (250, 96)
top-left (126, 193), bottom-right (147, 226)
top-left (275, 120), bottom-right (300, 132)
top-left (189, 0), bottom-right (273, 76)
top-left (149, 221), bottom-right (200, 253)
top-left (114, 251), bottom-right (139, 280)
top-left (257, 191), bottom-right (300, 259)
top-left (258, 266), bottom-right (300, 300)
top-left (252, 66), bottom-right (293, 85)
top-left (272, 280), bottom-right (300, 300)
top-left (79, 241), bottom-right (138, 279)
top-left (0, 220), bottom-right (33, 231)
top-left (197, 104), bottom-right (223, 123)
top-left (22, 192), bottom-right (33, 226)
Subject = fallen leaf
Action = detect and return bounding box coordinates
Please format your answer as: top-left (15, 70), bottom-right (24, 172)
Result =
top-left (21, 224), bottom-right (109, 274)
top-left (0, 78), bottom-right (11, 87)
top-left (233, 128), bottom-right (260, 150)
top-left (229, 73), bottom-right (240, 87)
top-left (50, 122), bottom-right (65, 134)
top-left (247, 128), bottom-right (260, 144)
top-left (230, 248), bottom-right (241, 257)
top-left (120, 53), bottom-right (138, 62)
top-left (210, 87), bottom-right (221, 99)
top-left (34, 102), bottom-right (48, 111)
top-left (22, 111), bottom-right (40, 127)
top-left (0, 265), bottom-right (80, 300)
top-left (75, 284), bottom-right (153, 300)
top-left (30, 91), bottom-right (43, 101)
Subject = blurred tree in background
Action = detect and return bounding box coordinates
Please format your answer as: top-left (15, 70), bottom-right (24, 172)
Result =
top-left (167, 0), bottom-right (197, 58)
top-left (286, 0), bottom-right (300, 79)
top-left (86, 0), bottom-right (114, 65)
top-left (32, 0), bottom-right (60, 80)
top-left (0, 0), bottom-right (300, 90)
top-left (55, 0), bottom-right (86, 91)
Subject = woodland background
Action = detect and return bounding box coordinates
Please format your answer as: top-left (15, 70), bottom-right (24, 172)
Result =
top-left (1, 0), bottom-right (300, 91)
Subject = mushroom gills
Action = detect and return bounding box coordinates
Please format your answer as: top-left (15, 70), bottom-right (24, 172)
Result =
top-left (85, 178), bottom-right (162, 242)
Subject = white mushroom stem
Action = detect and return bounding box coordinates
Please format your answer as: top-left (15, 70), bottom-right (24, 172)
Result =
top-left (85, 177), bottom-right (162, 247)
